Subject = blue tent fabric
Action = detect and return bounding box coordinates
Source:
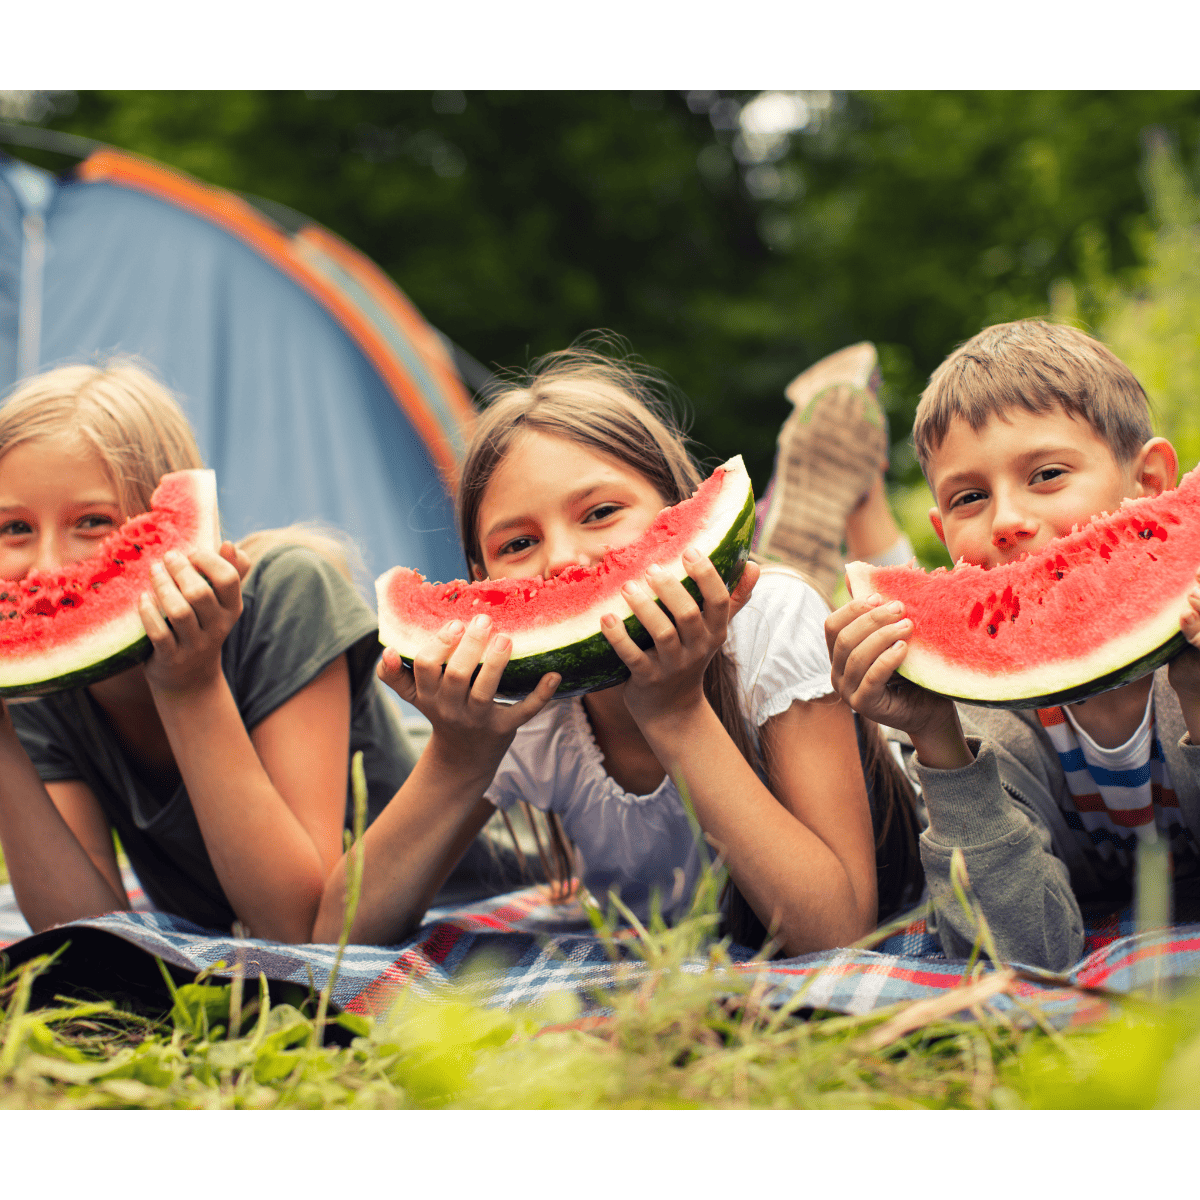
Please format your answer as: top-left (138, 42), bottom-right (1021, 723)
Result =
top-left (0, 151), bottom-right (469, 587)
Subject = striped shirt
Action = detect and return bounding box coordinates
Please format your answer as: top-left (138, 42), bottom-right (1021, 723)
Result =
top-left (1037, 700), bottom-right (1200, 879)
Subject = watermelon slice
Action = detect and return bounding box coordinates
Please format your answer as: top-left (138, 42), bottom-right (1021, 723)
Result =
top-left (0, 470), bottom-right (220, 697)
top-left (845, 467), bottom-right (1200, 709)
top-left (376, 455), bottom-right (756, 698)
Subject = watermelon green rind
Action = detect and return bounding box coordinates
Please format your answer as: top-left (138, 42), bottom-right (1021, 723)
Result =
top-left (0, 469), bottom-right (220, 697)
top-left (2, 637), bottom-right (153, 699)
top-left (381, 456), bottom-right (756, 699)
top-left (948, 633), bottom-right (1187, 711)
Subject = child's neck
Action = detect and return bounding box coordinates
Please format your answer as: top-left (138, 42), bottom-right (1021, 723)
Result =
top-left (1065, 673), bottom-right (1155, 750)
top-left (582, 685), bottom-right (666, 796)
top-left (88, 667), bottom-right (181, 788)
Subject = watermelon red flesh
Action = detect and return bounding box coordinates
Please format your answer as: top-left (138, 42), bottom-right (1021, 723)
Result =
top-left (844, 467), bottom-right (1200, 709)
top-left (0, 470), bottom-right (221, 697)
top-left (376, 455), bottom-right (756, 698)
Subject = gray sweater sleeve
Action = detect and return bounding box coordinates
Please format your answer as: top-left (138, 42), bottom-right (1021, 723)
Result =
top-left (915, 711), bottom-right (1084, 971)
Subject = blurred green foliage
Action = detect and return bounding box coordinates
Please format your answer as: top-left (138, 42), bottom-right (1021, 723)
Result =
top-left (1053, 132), bottom-right (1200, 476)
top-left (9, 90), bottom-right (1200, 507)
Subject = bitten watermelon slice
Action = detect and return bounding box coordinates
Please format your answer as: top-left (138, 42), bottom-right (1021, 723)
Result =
top-left (376, 455), bottom-right (756, 698)
top-left (0, 470), bottom-right (220, 697)
top-left (845, 468), bottom-right (1200, 709)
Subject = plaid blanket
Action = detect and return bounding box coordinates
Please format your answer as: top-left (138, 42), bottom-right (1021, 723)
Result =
top-left (2, 874), bottom-right (1198, 1028)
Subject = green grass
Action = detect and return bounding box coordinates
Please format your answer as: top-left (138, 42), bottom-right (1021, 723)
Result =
top-left (2, 763), bottom-right (1199, 1108)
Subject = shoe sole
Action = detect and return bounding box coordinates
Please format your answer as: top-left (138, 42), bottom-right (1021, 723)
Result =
top-left (755, 342), bottom-right (889, 603)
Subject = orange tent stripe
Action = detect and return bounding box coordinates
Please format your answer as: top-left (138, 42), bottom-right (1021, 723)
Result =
top-left (295, 224), bottom-right (475, 431)
top-left (76, 147), bottom-right (463, 477)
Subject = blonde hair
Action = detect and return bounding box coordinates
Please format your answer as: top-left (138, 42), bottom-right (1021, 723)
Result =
top-left (0, 360), bottom-right (205, 518)
top-left (0, 360), bottom-right (356, 583)
top-left (913, 320), bottom-right (1153, 477)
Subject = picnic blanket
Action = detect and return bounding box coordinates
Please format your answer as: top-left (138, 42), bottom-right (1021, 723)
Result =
top-left (3, 874), bottom-right (1199, 1029)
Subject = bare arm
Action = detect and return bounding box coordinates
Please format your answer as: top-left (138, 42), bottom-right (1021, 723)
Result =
top-left (0, 710), bottom-right (128, 931)
top-left (604, 555), bottom-right (877, 954)
top-left (142, 546), bottom-right (351, 943)
top-left (313, 617), bottom-right (560, 945)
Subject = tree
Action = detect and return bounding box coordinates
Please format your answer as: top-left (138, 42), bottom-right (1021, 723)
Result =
top-left (8, 89), bottom-right (1200, 508)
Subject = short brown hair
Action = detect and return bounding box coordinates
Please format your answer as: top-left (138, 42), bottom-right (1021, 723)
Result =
top-left (912, 320), bottom-right (1153, 477)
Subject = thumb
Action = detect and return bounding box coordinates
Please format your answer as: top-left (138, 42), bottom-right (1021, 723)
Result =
top-left (727, 559), bottom-right (760, 620)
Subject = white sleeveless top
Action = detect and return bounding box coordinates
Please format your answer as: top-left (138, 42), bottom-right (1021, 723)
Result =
top-left (485, 567), bottom-right (834, 922)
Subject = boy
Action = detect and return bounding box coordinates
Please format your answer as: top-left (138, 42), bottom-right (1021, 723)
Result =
top-left (825, 319), bottom-right (1200, 971)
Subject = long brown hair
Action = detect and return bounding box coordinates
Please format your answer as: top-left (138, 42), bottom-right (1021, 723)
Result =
top-left (459, 343), bottom-right (762, 889)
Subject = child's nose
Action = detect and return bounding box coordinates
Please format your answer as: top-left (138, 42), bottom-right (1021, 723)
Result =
top-left (543, 532), bottom-right (592, 579)
top-left (32, 532), bottom-right (66, 574)
top-left (990, 494), bottom-right (1035, 549)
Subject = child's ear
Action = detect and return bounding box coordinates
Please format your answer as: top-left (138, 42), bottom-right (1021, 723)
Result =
top-left (1134, 437), bottom-right (1179, 498)
top-left (471, 563), bottom-right (485, 582)
top-left (928, 507), bottom-right (947, 546)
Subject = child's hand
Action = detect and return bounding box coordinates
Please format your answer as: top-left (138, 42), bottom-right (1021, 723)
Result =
top-left (378, 614), bottom-right (560, 775)
top-left (825, 594), bottom-right (965, 763)
top-left (600, 550), bottom-right (759, 730)
top-left (1170, 568), bottom-right (1200, 708)
top-left (139, 546), bottom-right (244, 697)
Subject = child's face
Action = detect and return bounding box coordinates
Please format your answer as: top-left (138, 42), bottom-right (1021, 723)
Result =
top-left (475, 430), bottom-right (666, 580)
top-left (925, 407), bottom-right (1176, 569)
top-left (0, 434), bottom-right (123, 579)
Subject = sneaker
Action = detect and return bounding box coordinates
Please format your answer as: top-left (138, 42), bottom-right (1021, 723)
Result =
top-left (753, 342), bottom-right (889, 605)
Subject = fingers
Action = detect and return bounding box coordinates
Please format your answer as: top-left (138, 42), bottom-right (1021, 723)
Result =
top-left (827, 596), bottom-right (913, 698)
top-left (146, 548), bottom-right (243, 643)
top-left (503, 669), bottom-right (562, 726)
top-left (1182, 581), bottom-right (1200, 645)
top-left (824, 592), bottom-right (889, 657)
top-left (220, 540), bottom-right (254, 581)
top-left (441, 614), bottom-right (500, 702)
top-left (411, 619), bottom-right (466, 695)
top-left (377, 646), bottom-right (417, 703)
top-left (468, 627), bottom-right (517, 703)
top-left (727, 559), bottom-right (760, 621)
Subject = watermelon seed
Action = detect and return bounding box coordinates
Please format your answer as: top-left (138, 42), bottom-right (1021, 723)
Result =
top-left (986, 624), bottom-right (998, 637)
top-left (7, 611), bottom-right (14, 619)
top-left (1138, 528), bottom-right (1153, 539)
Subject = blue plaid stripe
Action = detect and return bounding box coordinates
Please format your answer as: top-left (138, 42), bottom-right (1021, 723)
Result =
top-left (4, 881), bottom-right (1199, 1025)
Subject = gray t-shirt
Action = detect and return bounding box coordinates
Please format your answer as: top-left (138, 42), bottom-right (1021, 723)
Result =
top-left (10, 544), bottom-right (414, 931)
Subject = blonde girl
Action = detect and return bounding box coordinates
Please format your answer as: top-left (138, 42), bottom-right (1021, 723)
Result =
top-left (0, 360), bottom-right (418, 942)
top-left (317, 348), bottom-right (918, 954)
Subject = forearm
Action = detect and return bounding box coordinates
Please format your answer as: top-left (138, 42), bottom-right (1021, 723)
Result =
top-left (314, 739), bottom-right (497, 945)
top-left (0, 734), bottom-right (124, 930)
top-left (917, 739), bottom-right (1083, 971)
top-left (154, 678), bottom-right (329, 942)
top-left (641, 703), bottom-right (875, 955)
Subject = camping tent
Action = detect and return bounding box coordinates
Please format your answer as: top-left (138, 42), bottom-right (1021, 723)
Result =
top-left (0, 135), bottom-right (477, 587)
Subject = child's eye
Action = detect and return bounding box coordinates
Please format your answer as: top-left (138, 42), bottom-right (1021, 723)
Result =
top-left (0, 519), bottom-right (33, 537)
top-left (497, 535), bottom-right (537, 557)
top-left (1030, 467), bottom-right (1066, 485)
top-left (582, 503), bottom-right (623, 524)
top-left (77, 514), bottom-right (116, 531)
top-left (949, 490), bottom-right (986, 510)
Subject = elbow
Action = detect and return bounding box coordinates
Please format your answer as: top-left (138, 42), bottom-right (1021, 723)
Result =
top-left (776, 885), bottom-right (877, 959)
top-left (246, 887), bottom-right (325, 946)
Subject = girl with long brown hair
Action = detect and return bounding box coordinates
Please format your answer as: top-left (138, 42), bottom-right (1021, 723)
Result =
top-left (317, 346), bottom-right (919, 953)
